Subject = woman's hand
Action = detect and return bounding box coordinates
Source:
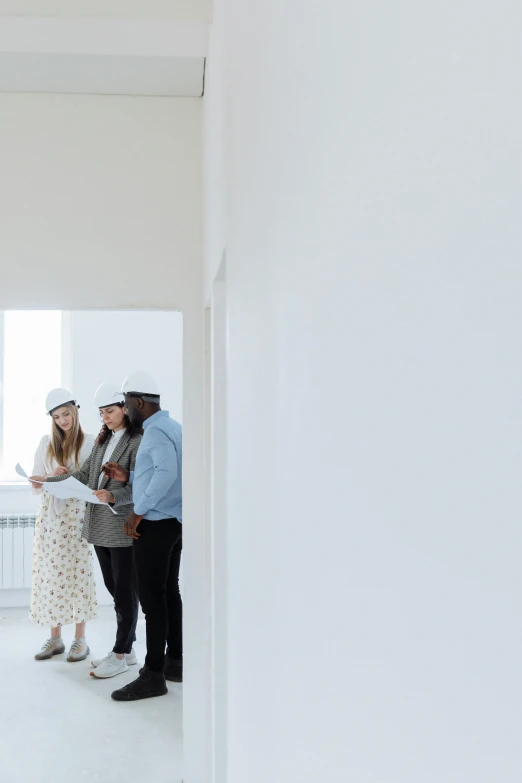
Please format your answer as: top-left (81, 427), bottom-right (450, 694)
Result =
top-left (102, 462), bottom-right (130, 483)
top-left (93, 489), bottom-right (115, 504)
top-left (29, 475), bottom-right (46, 488)
top-left (53, 466), bottom-right (68, 476)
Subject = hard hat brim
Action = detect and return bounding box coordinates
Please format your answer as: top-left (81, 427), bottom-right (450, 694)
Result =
top-left (48, 400), bottom-right (77, 415)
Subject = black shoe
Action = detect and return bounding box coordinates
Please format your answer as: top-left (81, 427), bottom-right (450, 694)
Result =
top-left (111, 670), bottom-right (168, 702)
top-left (164, 655), bottom-right (183, 683)
top-left (139, 657), bottom-right (183, 682)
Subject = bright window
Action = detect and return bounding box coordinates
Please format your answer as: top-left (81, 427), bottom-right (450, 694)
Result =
top-left (0, 311), bottom-right (62, 482)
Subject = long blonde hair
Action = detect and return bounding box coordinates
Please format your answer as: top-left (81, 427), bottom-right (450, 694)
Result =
top-left (47, 403), bottom-right (85, 468)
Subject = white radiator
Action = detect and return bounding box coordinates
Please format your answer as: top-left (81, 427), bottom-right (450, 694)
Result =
top-left (0, 514), bottom-right (35, 589)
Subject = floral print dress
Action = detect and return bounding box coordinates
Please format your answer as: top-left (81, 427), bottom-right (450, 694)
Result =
top-left (30, 434), bottom-right (98, 628)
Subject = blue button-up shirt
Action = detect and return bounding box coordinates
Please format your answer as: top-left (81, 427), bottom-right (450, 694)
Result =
top-left (131, 411), bottom-right (182, 521)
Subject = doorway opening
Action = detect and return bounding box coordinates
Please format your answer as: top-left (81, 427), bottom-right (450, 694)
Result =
top-left (0, 308), bottom-right (184, 783)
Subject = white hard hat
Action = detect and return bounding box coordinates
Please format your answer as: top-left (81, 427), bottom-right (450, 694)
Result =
top-left (94, 383), bottom-right (124, 409)
top-left (46, 388), bottom-right (78, 415)
top-left (121, 371), bottom-right (160, 398)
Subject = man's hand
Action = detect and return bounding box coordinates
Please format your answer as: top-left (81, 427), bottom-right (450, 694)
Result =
top-left (102, 462), bottom-right (130, 483)
top-left (29, 476), bottom-right (46, 488)
top-left (124, 512), bottom-right (143, 540)
top-left (93, 489), bottom-right (115, 504)
top-left (53, 466), bottom-right (68, 476)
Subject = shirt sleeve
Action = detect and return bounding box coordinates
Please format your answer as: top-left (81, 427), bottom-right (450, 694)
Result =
top-left (129, 471), bottom-right (134, 484)
top-left (31, 437), bottom-right (47, 495)
top-left (133, 430), bottom-right (178, 517)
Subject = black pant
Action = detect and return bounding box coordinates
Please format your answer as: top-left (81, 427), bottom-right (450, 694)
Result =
top-left (133, 518), bottom-right (183, 673)
top-left (94, 545), bottom-right (139, 655)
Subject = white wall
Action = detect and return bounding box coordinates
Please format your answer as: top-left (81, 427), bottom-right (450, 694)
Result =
top-left (204, 2), bottom-right (522, 782)
top-left (68, 310), bottom-right (183, 434)
top-left (209, 278), bottom-right (228, 783)
top-left (0, 93), bottom-right (201, 312)
top-left (0, 485), bottom-right (38, 514)
top-left (0, 0), bottom-right (211, 20)
top-left (203, 0), bottom-right (225, 304)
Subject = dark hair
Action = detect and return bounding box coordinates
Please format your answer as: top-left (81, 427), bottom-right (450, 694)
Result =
top-left (96, 404), bottom-right (142, 446)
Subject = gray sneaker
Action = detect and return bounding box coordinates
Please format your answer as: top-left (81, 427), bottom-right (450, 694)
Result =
top-left (67, 638), bottom-right (90, 663)
top-left (35, 637), bottom-right (66, 661)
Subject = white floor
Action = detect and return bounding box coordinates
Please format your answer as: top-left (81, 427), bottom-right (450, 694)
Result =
top-left (0, 606), bottom-right (183, 783)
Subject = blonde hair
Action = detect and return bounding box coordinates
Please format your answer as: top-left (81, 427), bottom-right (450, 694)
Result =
top-left (47, 403), bottom-right (85, 469)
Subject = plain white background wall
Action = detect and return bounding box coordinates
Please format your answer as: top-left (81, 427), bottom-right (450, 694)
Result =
top-left (67, 310), bottom-right (183, 434)
top-left (0, 486), bottom-right (37, 514)
top-left (0, 94), bottom-right (201, 311)
top-left (204, 2), bottom-right (522, 781)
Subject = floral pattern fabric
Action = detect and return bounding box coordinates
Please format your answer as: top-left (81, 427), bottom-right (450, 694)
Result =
top-left (30, 493), bottom-right (98, 628)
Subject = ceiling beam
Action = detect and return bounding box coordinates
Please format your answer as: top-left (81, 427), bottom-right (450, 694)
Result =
top-left (0, 17), bottom-right (209, 58)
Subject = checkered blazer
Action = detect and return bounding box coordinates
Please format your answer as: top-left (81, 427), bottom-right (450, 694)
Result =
top-left (47, 431), bottom-right (142, 548)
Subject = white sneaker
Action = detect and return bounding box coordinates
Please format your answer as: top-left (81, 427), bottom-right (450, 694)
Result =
top-left (125, 648), bottom-right (138, 667)
top-left (90, 651), bottom-right (128, 679)
top-left (91, 648), bottom-right (138, 668)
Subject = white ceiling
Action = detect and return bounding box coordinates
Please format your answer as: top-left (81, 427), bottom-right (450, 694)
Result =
top-left (0, 16), bottom-right (209, 97)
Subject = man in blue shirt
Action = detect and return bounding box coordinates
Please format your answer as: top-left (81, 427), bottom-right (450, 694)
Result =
top-left (104, 371), bottom-right (183, 702)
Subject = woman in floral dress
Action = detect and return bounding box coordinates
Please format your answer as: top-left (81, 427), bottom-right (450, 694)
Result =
top-left (30, 388), bottom-right (97, 662)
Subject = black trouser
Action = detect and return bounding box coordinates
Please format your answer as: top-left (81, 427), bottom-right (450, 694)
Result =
top-left (94, 545), bottom-right (139, 655)
top-left (133, 518), bottom-right (183, 673)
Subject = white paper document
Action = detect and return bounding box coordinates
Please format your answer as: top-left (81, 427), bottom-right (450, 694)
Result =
top-left (17, 463), bottom-right (118, 514)
top-left (15, 463), bottom-right (29, 479)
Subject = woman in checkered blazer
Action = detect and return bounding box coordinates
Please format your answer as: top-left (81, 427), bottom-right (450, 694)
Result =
top-left (44, 383), bottom-right (143, 680)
